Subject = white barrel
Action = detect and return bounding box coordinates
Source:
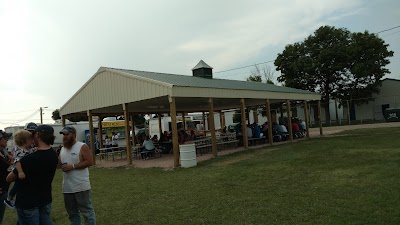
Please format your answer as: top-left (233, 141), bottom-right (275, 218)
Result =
top-left (179, 144), bottom-right (197, 168)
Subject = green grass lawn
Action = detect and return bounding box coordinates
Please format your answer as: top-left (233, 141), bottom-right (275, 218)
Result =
top-left (4, 127), bottom-right (400, 224)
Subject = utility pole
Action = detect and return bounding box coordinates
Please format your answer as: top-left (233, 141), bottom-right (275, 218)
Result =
top-left (40, 107), bottom-right (43, 124)
top-left (40, 107), bottom-right (48, 124)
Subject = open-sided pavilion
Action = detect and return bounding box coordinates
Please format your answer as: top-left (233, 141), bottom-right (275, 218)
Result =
top-left (59, 61), bottom-right (322, 167)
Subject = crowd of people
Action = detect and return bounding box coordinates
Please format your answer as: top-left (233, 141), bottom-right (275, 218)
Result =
top-left (0, 123), bottom-right (96, 225)
top-left (234, 117), bottom-right (307, 143)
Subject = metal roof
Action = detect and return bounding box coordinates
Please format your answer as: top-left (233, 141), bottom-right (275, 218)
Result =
top-left (59, 67), bottom-right (321, 116)
top-left (109, 67), bottom-right (313, 95)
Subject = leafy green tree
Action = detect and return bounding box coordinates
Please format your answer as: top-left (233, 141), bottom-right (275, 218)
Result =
top-left (52, 109), bottom-right (61, 121)
top-left (275, 25), bottom-right (393, 121)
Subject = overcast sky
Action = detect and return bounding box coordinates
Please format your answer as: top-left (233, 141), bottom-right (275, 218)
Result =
top-left (0, 0), bottom-right (399, 129)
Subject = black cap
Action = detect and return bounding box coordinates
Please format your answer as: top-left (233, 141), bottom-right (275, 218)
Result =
top-left (35, 125), bottom-right (54, 135)
top-left (60, 126), bottom-right (76, 135)
top-left (24, 122), bottom-right (38, 131)
top-left (0, 130), bottom-right (12, 139)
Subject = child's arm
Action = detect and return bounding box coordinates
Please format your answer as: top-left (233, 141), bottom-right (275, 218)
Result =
top-left (15, 161), bottom-right (26, 179)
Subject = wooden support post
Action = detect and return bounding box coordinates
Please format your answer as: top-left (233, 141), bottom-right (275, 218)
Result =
top-left (221, 112), bottom-right (225, 128)
top-left (208, 98), bottom-right (217, 157)
top-left (286, 100), bottom-right (293, 141)
top-left (219, 111), bottom-right (224, 130)
top-left (202, 112), bottom-right (206, 131)
top-left (130, 115), bottom-right (136, 146)
top-left (62, 115), bottom-right (66, 127)
top-left (182, 112), bottom-right (186, 130)
top-left (169, 96), bottom-right (179, 167)
top-left (266, 99), bottom-right (273, 145)
top-left (98, 115), bottom-right (104, 149)
top-left (87, 110), bottom-right (96, 165)
top-left (123, 103), bottom-right (132, 165)
top-left (304, 101), bottom-right (310, 138)
top-left (318, 100), bottom-right (323, 136)
top-left (240, 99), bottom-right (248, 149)
top-left (246, 109), bottom-right (250, 125)
top-left (158, 113), bottom-right (162, 139)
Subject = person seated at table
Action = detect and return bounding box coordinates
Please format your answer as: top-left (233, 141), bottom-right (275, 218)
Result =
top-left (221, 126), bottom-right (227, 133)
top-left (141, 136), bottom-right (155, 159)
top-left (276, 123), bottom-right (289, 141)
top-left (253, 124), bottom-right (261, 138)
top-left (160, 131), bottom-right (170, 143)
top-left (104, 135), bottom-right (111, 151)
top-left (178, 130), bottom-right (186, 144)
top-left (262, 121), bottom-right (268, 137)
top-left (137, 133), bottom-right (146, 145)
top-left (151, 135), bottom-right (159, 143)
top-left (291, 120), bottom-right (301, 138)
top-left (299, 120), bottom-right (306, 133)
top-left (189, 130), bottom-right (197, 141)
top-left (246, 125), bottom-right (253, 139)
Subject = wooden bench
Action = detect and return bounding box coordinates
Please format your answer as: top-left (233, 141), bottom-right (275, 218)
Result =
top-left (98, 147), bottom-right (125, 161)
top-left (248, 136), bottom-right (267, 146)
top-left (195, 144), bottom-right (212, 156)
top-left (217, 140), bottom-right (239, 150)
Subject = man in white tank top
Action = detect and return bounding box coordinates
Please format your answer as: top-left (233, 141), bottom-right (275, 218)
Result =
top-left (59, 125), bottom-right (96, 225)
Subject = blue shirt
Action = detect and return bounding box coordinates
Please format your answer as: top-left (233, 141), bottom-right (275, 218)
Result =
top-left (253, 126), bottom-right (261, 138)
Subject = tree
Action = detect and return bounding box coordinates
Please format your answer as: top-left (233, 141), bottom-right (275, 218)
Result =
top-left (52, 109), bottom-right (61, 121)
top-left (247, 64), bottom-right (275, 84)
top-left (275, 25), bottom-right (394, 121)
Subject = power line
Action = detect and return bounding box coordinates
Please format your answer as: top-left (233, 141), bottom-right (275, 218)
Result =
top-left (214, 60), bottom-right (274, 74)
top-left (382, 30), bottom-right (400, 38)
top-left (13, 110), bottom-right (40, 125)
top-left (0, 109), bottom-right (39, 115)
top-left (376, 25), bottom-right (400, 34)
top-left (213, 25), bottom-right (400, 79)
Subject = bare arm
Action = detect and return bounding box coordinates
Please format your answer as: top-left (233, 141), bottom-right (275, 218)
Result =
top-left (61, 144), bottom-right (93, 172)
top-left (57, 156), bottom-right (62, 169)
top-left (6, 171), bottom-right (17, 183)
top-left (15, 161), bottom-right (26, 179)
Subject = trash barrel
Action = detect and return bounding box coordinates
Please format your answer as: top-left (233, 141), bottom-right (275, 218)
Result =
top-left (384, 108), bottom-right (400, 122)
top-left (179, 144), bottom-right (197, 168)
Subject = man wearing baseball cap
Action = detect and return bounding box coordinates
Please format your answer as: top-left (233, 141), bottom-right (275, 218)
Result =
top-left (0, 130), bottom-right (12, 224)
top-left (6, 125), bottom-right (58, 224)
top-left (59, 125), bottom-right (96, 225)
top-left (0, 131), bottom-right (12, 161)
top-left (24, 122), bottom-right (38, 132)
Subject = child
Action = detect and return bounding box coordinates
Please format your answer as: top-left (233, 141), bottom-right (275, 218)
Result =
top-left (4, 130), bottom-right (34, 209)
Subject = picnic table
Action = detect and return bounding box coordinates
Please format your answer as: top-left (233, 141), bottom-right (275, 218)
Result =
top-left (131, 144), bottom-right (162, 160)
top-left (98, 146), bottom-right (126, 161)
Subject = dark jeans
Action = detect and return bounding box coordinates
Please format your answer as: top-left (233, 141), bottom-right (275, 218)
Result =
top-left (16, 202), bottom-right (52, 225)
top-left (64, 190), bottom-right (96, 225)
top-left (0, 192), bottom-right (7, 224)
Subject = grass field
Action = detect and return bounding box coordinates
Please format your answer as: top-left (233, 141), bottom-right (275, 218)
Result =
top-left (4, 127), bottom-right (400, 224)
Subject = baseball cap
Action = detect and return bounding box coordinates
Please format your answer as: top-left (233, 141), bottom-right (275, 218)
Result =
top-left (24, 122), bottom-right (38, 131)
top-left (60, 126), bottom-right (76, 135)
top-left (35, 125), bottom-right (54, 135)
top-left (0, 130), bottom-right (12, 139)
